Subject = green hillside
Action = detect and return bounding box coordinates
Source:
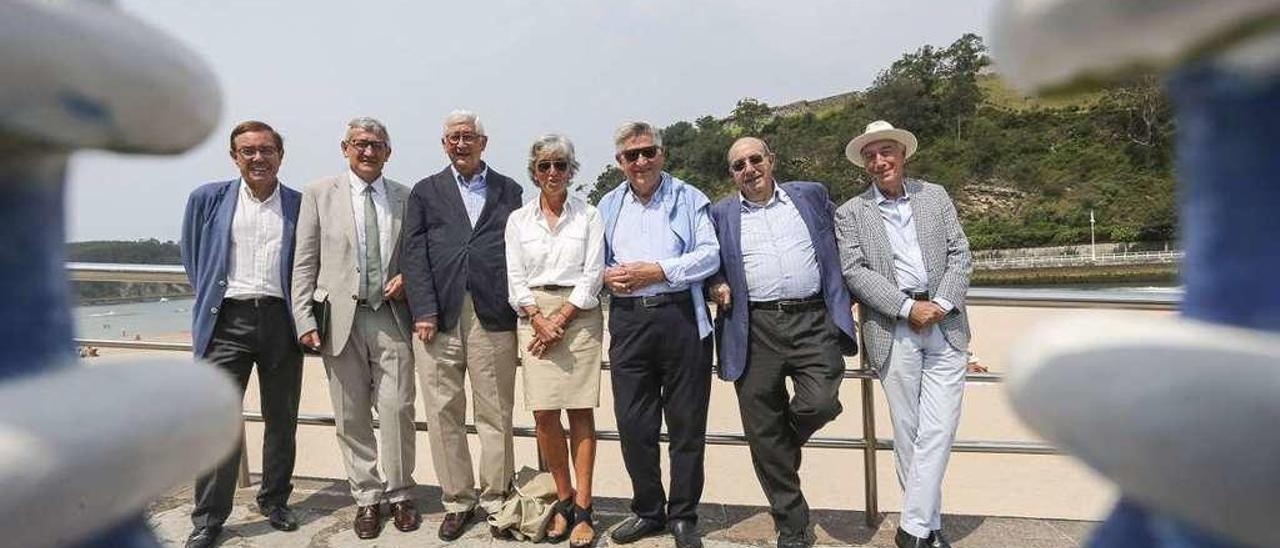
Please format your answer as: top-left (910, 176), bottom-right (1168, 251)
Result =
top-left (584, 34), bottom-right (1176, 250)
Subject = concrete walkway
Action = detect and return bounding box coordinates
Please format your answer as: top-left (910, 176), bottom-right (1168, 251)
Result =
top-left (148, 477), bottom-right (1096, 547)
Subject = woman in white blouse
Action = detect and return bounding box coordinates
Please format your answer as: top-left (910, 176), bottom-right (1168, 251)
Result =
top-left (504, 134), bottom-right (604, 546)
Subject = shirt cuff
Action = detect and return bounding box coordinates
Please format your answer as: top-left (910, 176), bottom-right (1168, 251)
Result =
top-left (933, 298), bottom-right (954, 314)
top-left (655, 258), bottom-right (680, 286)
top-left (898, 297), bottom-right (914, 319)
top-left (568, 286), bottom-right (599, 310)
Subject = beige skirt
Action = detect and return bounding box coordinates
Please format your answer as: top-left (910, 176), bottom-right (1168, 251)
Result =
top-left (517, 287), bottom-right (603, 411)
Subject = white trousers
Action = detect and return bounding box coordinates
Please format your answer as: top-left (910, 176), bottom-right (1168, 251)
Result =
top-left (881, 321), bottom-right (966, 538)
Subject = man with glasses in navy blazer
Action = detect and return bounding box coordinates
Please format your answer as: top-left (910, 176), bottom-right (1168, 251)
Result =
top-left (708, 137), bottom-right (856, 548)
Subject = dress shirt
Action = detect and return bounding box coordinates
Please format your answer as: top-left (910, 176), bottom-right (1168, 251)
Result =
top-left (225, 178), bottom-right (285, 299)
top-left (739, 184), bottom-right (821, 301)
top-left (348, 171), bottom-right (393, 284)
top-left (872, 183), bottom-right (954, 318)
top-left (504, 194), bottom-right (605, 311)
top-left (451, 164), bottom-right (489, 228)
top-left (609, 178), bottom-right (717, 297)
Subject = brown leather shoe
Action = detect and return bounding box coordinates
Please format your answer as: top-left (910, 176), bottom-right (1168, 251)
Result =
top-left (437, 508), bottom-right (473, 541)
top-left (391, 500), bottom-right (421, 532)
top-left (354, 504), bottom-right (382, 539)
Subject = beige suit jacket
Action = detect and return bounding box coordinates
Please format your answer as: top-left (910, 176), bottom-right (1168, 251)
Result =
top-left (291, 173), bottom-right (412, 355)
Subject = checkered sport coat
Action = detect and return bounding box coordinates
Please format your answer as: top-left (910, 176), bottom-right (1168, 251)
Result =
top-left (834, 178), bottom-right (972, 370)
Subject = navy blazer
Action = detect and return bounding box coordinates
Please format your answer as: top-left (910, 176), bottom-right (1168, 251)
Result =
top-left (401, 165), bottom-right (522, 332)
top-left (710, 181), bottom-right (856, 382)
top-left (180, 179), bottom-right (301, 358)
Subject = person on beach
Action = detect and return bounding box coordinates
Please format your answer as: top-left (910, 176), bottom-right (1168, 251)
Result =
top-left (502, 134), bottom-right (605, 547)
top-left (400, 110), bottom-right (523, 541)
top-left (707, 137), bottom-right (857, 548)
top-left (179, 121), bottom-right (304, 548)
top-left (290, 117), bottom-right (419, 540)
top-left (834, 121), bottom-right (972, 548)
top-left (597, 121), bottom-right (720, 548)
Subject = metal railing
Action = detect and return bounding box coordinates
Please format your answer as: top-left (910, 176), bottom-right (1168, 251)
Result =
top-left (974, 250), bottom-right (1183, 270)
top-left (69, 263), bottom-right (1180, 526)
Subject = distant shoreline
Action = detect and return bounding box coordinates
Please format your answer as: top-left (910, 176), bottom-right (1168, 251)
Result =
top-left (78, 293), bottom-right (193, 307)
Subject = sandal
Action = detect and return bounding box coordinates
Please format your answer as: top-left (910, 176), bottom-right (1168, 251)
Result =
top-left (544, 496), bottom-right (574, 543)
top-left (568, 504), bottom-right (595, 547)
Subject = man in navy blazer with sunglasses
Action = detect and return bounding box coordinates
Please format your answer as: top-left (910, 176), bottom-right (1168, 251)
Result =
top-left (708, 137), bottom-right (856, 548)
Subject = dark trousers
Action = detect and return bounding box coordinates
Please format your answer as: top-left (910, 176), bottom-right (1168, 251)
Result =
top-left (609, 298), bottom-right (713, 523)
top-left (735, 306), bottom-right (844, 535)
top-left (191, 297), bottom-right (303, 528)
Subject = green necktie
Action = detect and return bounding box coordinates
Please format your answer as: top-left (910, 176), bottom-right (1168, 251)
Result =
top-left (363, 185), bottom-right (383, 310)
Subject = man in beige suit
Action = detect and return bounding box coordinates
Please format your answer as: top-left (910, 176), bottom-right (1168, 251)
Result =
top-left (291, 117), bottom-right (419, 540)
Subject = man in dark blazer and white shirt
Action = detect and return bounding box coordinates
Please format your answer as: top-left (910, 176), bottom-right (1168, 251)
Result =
top-left (835, 121), bottom-right (972, 548)
top-left (708, 137), bottom-right (856, 548)
top-left (179, 120), bottom-right (302, 548)
top-left (291, 118), bottom-right (419, 539)
top-left (400, 110), bottom-right (523, 541)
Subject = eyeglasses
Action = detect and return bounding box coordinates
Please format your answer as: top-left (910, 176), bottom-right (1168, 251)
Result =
top-left (619, 145), bottom-right (660, 162)
top-left (346, 140), bottom-right (388, 152)
top-left (536, 160), bottom-right (569, 173)
top-left (235, 146), bottom-right (279, 159)
top-left (445, 133), bottom-right (482, 145)
top-left (730, 154), bottom-right (766, 173)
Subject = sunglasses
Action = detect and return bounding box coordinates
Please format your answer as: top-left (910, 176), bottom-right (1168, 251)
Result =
top-left (730, 154), bottom-right (766, 173)
top-left (536, 160), bottom-right (569, 173)
top-left (619, 145), bottom-right (660, 162)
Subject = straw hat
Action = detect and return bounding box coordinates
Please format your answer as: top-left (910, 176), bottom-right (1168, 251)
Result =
top-left (844, 120), bottom-right (918, 168)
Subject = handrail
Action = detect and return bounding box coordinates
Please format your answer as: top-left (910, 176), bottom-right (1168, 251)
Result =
top-left (70, 262), bottom-right (1172, 526)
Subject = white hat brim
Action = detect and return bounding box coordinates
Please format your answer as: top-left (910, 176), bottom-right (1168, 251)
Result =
top-left (845, 128), bottom-right (918, 167)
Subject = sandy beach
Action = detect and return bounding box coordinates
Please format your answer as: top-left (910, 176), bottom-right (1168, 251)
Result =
top-left (90, 303), bottom-right (1172, 523)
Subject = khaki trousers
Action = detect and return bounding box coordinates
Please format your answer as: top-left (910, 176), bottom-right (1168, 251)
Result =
top-left (414, 294), bottom-right (518, 513)
top-left (322, 305), bottom-right (416, 506)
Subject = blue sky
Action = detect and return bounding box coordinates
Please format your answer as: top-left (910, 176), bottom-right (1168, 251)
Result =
top-left (66, 0), bottom-right (997, 241)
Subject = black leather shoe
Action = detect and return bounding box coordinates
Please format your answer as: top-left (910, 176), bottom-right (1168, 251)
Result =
top-left (609, 515), bottom-right (665, 544)
top-left (670, 519), bottom-right (703, 548)
top-left (262, 505), bottom-right (299, 532)
top-left (437, 508), bottom-right (473, 541)
top-left (778, 530), bottom-right (814, 548)
top-left (895, 527), bottom-right (930, 548)
top-left (930, 529), bottom-right (953, 548)
top-left (185, 526), bottom-right (221, 548)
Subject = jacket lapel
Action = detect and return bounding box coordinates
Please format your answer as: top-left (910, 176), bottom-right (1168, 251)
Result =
top-left (436, 167), bottom-right (472, 231)
top-left (476, 168), bottom-right (501, 230)
top-left (861, 187), bottom-right (897, 285)
top-left (333, 175), bottom-right (358, 255)
top-left (215, 179), bottom-right (240, 254)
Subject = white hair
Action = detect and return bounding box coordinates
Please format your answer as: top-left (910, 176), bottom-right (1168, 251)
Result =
top-left (442, 110), bottom-right (485, 136)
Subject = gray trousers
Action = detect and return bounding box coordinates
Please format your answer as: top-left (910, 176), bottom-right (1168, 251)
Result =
top-left (881, 321), bottom-right (966, 538)
top-left (322, 305), bottom-right (417, 506)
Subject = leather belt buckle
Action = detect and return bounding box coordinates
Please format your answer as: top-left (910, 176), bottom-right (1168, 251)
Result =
top-left (639, 295), bottom-right (663, 308)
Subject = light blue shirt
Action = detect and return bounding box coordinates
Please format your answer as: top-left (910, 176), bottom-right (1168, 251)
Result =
top-left (872, 183), bottom-right (953, 318)
top-left (739, 184), bottom-right (821, 301)
top-left (610, 178), bottom-right (690, 296)
top-left (451, 164), bottom-right (489, 228)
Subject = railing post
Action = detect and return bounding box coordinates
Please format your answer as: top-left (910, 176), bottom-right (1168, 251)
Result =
top-left (860, 374), bottom-right (879, 527)
top-left (237, 430), bottom-right (252, 488)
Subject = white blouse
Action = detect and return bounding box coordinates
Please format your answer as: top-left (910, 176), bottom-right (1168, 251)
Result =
top-left (504, 194), bottom-right (605, 312)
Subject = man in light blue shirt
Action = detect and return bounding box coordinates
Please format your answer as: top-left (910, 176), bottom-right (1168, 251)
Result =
top-left (597, 121), bottom-right (719, 548)
top-left (708, 137), bottom-right (856, 548)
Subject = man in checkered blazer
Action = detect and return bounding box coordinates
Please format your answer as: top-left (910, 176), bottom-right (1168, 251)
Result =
top-left (834, 121), bottom-right (972, 548)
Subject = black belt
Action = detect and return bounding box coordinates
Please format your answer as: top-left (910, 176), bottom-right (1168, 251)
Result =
top-left (903, 289), bottom-right (930, 301)
top-left (611, 291), bottom-right (691, 309)
top-left (223, 296), bottom-right (285, 308)
top-left (531, 284), bottom-right (573, 291)
top-left (749, 295), bottom-right (825, 313)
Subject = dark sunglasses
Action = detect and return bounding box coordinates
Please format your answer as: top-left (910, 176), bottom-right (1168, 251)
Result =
top-left (536, 160), bottom-right (569, 173)
top-left (731, 154), bottom-right (766, 173)
top-left (620, 145), bottom-right (660, 162)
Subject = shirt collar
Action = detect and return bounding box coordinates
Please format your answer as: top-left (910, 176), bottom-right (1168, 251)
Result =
top-left (738, 180), bottom-right (786, 211)
top-left (872, 180), bottom-right (910, 204)
top-left (451, 164), bottom-right (489, 187)
top-left (624, 173), bottom-right (668, 207)
top-left (238, 178), bottom-right (281, 204)
top-left (534, 194), bottom-right (577, 223)
top-left (348, 171), bottom-right (386, 195)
